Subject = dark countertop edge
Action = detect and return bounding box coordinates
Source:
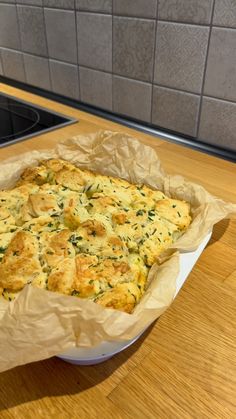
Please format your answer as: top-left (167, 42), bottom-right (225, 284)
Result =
top-left (1, 76), bottom-right (235, 163)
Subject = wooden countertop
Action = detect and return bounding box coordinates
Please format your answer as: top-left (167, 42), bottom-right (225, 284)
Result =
top-left (0, 83), bottom-right (235, 419)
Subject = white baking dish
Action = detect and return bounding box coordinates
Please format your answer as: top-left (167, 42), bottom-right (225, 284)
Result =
top-left (57, 232), bottom-right (212, 366)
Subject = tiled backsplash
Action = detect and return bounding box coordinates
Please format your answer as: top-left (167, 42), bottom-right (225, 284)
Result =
top-left (0, 0), bottom-right (236, 151)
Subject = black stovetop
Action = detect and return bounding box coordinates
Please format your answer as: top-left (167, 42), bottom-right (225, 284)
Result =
top-left (0, 93), bottom-right (76, 147)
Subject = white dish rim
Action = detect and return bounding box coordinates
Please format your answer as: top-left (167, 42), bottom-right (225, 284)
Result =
top-left (57, 231), bottom-right (212, 364)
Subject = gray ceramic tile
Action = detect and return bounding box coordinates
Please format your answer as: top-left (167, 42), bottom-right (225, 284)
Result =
top-left (213, 0), bottom-right (236, 28)
top-left (0, 0), bottom-right (15, 3)
top-left (113, 76), bottom-right (152, 122)
top-left (0, 5), bottom-right (20, 49)
top-left (152, 86), bottom-right (200, 136)
top-left (204, 28), bottom-right (236, 101)
top-left (44, 0), bottom-right (75, 8)
top-left (154, 22), bottom-right (209, 93)
top-left (80, 66), bottom-right (112, 110)
top-left (113, 17), bottom-right (155, 82)
top-left (45, 8), bottom-right (77, 64)
top-left (17, 5), bottom-right (47, 56)
top-left (77, 12), bottom-right (112, 71)
top-left (24, 54), bottom-right (51, 90)
top-left (0, 52), bottom-right (3, 76)
top-left (113, 0), bottom-right (157, 18)
top-left (50, 60), bottom-right (79, 99)
top-left (158, 0), bottom-right (214, 24)
top-left (76, 0), bottom-right (112, 13)
top-left (1, 48), bottom-right (25, 82)
top-left (17, 0), bottom-right (42, 5)
top-left (199, 97), bottom-right (236, 151)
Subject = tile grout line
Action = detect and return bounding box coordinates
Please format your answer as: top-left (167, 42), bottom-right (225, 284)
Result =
top-left (15, 3), bottom-right (27, 83)
top-left (111, 0), bottom-right (114, 113)
top-left (42, 3), bottom-right (53, 91)
top-left (2, 2), bottom-right (236, 27)
top-left (153, 82), bottom-right (201, 96)
top-left (196, 0), bottom-right (216, 139)
top-left (150, 0), bottom-right (159, 124)
top-left (0, 49), bottom-right (3, 77)
top-left (1, 50), bottom-right (236, 107)
top-left (1, 0), bottom-right (236, 136)
top-left (74, 2), bottom-right (81, 100)
top-left (200, 94), bottom-right (236, 105)
top-left (1, 47), bottom-right (236, 107)
top-left (2, 2), bottom-right (236, 31)
top-left (157, 17), bottom-right (236, 29)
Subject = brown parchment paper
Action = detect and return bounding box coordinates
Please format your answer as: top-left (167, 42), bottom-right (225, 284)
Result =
top-left (0, 130), bottom-right (235, 373)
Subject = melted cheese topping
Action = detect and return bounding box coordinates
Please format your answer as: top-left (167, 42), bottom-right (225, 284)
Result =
top-left (0, 159), bottom-right (191, 312)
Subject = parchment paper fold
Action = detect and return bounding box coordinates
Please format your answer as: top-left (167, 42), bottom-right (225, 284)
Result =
top-left (0, 131), bottom-right (235, 373)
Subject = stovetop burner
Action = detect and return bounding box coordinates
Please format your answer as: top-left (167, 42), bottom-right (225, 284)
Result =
top-left (0, 93), bottom-right (76, 147)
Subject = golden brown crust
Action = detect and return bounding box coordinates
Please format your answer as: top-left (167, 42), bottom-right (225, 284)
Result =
top-left (42, 229), bottom-right (75, 269)
top-left (29, 193), bottom-right (60, 217)
top-left (18, 165), bottom-right (49, 185)
top-left (0, 231), bottom-right (43, 291)
top-left (55, 168), bottom-right (85, 191)
top-left (47, 258), bottom-right (75, 295)
top-left (0, 159), bottom-right (191, 312)
top-left (95, 283), bottom-right (141, 313)
top-left (155, 199), bottom-right (191, 230)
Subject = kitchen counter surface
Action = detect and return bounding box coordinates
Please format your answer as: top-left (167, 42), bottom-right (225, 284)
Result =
top-left (0, 83), bottom-right (235, 418)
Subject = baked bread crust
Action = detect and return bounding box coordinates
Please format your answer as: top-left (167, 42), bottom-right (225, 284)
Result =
top-left (0, 159), bottom-right (191, 312)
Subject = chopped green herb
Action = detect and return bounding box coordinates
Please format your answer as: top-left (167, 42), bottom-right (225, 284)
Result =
top-left (130, 293), bottom-right (137, 302)
top-left (136, 209), bottom-right (143, 216)
top-left (137, 185), bottom-right (144, 191)
top-left (69, 235), bottom-right (83, 244)
top-left (177, 211), bottom-right (181, 217)
top-left (172, 205), bottom-right (177, 208)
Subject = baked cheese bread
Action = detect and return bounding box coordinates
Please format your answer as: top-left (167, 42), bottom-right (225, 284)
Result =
top-left (0, 159), bottom-right (191, 313)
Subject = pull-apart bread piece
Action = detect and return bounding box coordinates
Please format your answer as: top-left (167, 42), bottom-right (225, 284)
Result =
top-left (0, 159), bottom-right (191, 312)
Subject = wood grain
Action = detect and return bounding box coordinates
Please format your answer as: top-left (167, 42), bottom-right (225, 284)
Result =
top-left (0, 83), bottom-right (235, 418)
